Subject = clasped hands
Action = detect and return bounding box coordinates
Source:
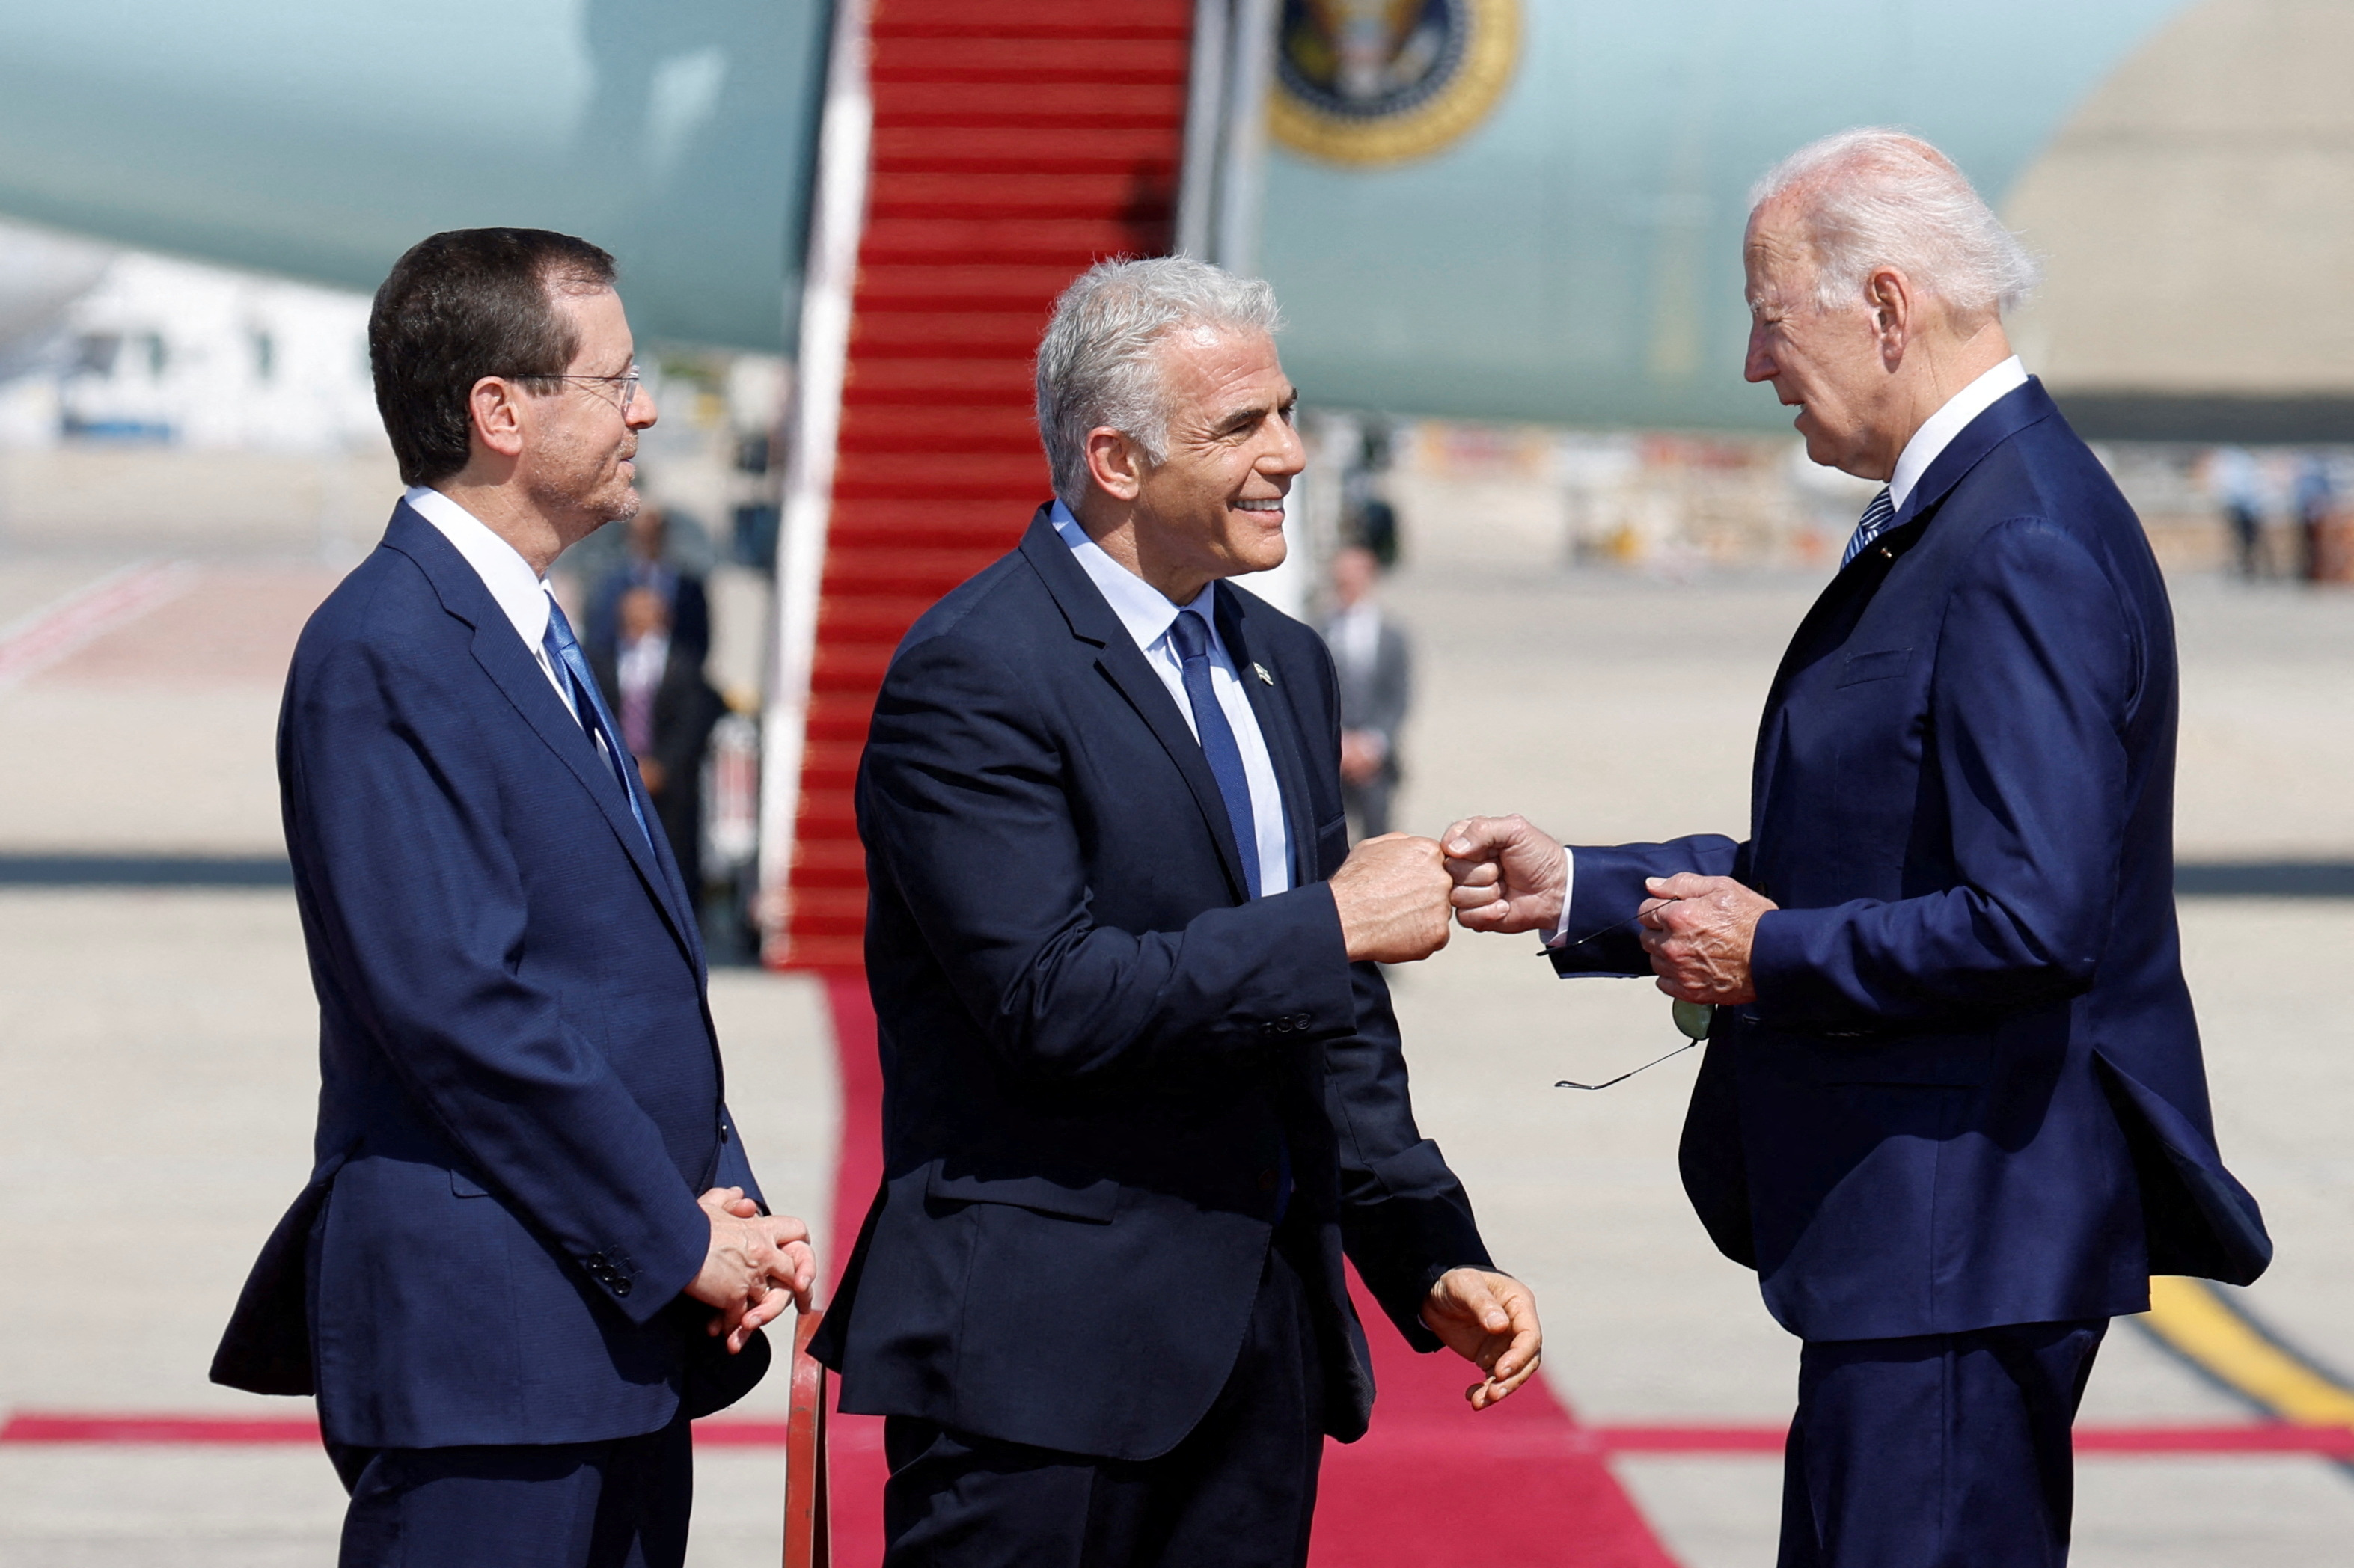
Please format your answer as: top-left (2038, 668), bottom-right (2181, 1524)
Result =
top-left (686, 1186), bottom-right (818, 1353)
top-left (1436, 815), bottom-right (1777, 1003)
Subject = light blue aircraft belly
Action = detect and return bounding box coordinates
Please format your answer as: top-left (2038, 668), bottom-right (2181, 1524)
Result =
top-left (0, 1), bottom-right (2190, 428)
top-left (0, 0), bottom-right (828, 354)
top-left (1260, 0), bottom-right (2195, 429)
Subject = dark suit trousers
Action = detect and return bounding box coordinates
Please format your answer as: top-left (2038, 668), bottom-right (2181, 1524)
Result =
top-left (881, 1240), bottom-right (1326, 1568)
top-left (1779, 1319), bottom-right (2108, 1568)
top-left (328, 1412), bottom-right (692, 1568)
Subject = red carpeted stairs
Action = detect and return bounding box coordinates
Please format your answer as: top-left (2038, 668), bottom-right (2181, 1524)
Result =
top-left (779, 0), bottom-right (1196, 969)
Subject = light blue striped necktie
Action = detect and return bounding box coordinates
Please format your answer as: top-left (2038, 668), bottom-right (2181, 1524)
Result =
top-left (1841, 486), bottom-right (1898, 569)
top-left (541, 596), bottom-right (655, 851)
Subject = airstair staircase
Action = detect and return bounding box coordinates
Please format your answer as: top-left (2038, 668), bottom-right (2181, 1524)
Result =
top-left (777, 0), bottom-right (1196, 968)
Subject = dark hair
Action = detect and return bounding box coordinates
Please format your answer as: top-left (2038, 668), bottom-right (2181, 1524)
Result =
top-left (368, 228), bottom-right (617, 487)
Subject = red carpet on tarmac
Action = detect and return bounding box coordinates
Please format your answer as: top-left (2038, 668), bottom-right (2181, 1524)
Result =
top-left (4, 976), bottom-right (2332, 1553)
top-left (816, 975), bottom-right (1682, 1567)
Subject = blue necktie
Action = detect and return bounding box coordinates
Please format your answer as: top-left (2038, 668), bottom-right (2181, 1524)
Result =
top-left (1841, 486), bottom-right (1898, 569)
top-left (1167, 609), bottom-right (1261, 898)
top-left (1170, 610), bottom-right (1292, 1221)
top-left (542, 596), bottom-right (655, 851)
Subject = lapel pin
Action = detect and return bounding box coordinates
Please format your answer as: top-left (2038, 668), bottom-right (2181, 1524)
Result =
top-left (1253, 663), bottom-right (1274, 685)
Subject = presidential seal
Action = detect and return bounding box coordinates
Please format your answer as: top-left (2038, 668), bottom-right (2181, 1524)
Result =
top-left (1268, 0), bottom-right (1520, 165)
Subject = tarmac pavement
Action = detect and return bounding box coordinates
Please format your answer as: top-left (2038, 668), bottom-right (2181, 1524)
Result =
top-left (0, 523), bottom-right (2347, 1567)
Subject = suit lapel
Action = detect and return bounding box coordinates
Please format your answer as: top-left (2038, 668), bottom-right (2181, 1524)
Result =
top-left (1217, 586), bottom-right (1315, 887)
top-left (1749, 554), bottom-right (1893, 818)
top-left (384, 507), bottom-right (702, 970)
top-left (1019, 512), bottom-right (1253, 901)
top-left (1752, 381), bottom-right (2058, 823)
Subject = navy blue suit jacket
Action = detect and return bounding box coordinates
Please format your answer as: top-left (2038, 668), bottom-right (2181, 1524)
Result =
top-left (211, 503), bottom-right (765, 1447)
top-left (809, 510), bottom-right (1494, 1462)
top-left (1556, 382), bottom-right (2269, 1341)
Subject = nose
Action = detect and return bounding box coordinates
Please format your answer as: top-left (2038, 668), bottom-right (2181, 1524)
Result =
top-left (1264, 411), bottom-right (1306, 478)
top-left (1743, 323), bottom-right (1775, 385)
top-left (628, 382), bottom-right (658, 430)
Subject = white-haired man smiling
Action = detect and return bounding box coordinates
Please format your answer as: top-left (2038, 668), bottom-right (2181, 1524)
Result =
top-left (1446, 129), bottom-right (2269, 1567)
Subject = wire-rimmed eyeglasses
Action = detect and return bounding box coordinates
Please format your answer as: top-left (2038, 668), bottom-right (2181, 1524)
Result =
top-left (501, 369), bottom-right (641, 412)
top-left (1549, 896), bottom-right (1715, 1091)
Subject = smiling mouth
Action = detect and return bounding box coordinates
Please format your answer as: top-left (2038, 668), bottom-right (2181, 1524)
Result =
top-left (1233, 497), bottom-right (1283, 517)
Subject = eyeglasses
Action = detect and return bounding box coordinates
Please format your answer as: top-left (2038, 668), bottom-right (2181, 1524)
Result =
top-left (500, 369), bottom-right (642, 412)
top-left (1549, 898), bottom-right (1713, 1091)
top-left (1554, 1003), bottom-right (1710, 1091)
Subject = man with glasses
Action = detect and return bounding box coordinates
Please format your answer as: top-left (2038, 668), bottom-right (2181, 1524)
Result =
top-left (211, 228), bottom-right (814, 1568)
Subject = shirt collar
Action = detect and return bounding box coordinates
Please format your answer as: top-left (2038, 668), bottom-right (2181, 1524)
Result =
top-left (1049, 499), bottom-right (1216, 655)
top-left (403, 485), bottom-right (554, 649)
top-left (1889, 355), bottom-right (2029, 511)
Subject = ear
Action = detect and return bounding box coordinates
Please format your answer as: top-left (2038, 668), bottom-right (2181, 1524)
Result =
top-left (1867, 267), bottom-right (1913, 368)
top-left (468, 376), bottom-right (529, 462)
top-left (1083, 426), bottom-right (1146, 503)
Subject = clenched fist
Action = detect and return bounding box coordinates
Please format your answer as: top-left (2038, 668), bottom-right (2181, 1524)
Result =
top-left (1329, 833), bottom-right (1453, 964)
top-left (1442, 815), bottom-right (1568, 935)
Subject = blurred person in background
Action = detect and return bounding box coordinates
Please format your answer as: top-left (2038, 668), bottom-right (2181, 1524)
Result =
top-left (1321, 542), bottom-right (1410, 839)
top-left (593, 584), bottom-right (727, 901)
top-left (2209, 445), bottom-right (2267, 578)
top-left (210, 228), bottom-right (811, 1568)
top-left (587, 503), bottom-right (710, 666)
top-left (2293, 453), bottom-right (2333, 583)
top-left (1343, 422), bottom-right (1400, 566)
top-left (1446, 130), bottom-right (2269, 1568)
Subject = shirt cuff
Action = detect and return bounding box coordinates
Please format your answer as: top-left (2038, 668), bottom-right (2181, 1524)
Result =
top-left (1543, 846), bottom-right (1576, 948)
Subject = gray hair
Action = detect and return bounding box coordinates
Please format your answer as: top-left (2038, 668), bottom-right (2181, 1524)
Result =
top-left (1035, 256), bottom-right (1283, 506)
top-left (1749, 127), bottom-right (2040, 319)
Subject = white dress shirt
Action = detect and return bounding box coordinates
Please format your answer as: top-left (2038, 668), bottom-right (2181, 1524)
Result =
top-left (1889, 355), bottom-right (2028, 512)
top-left (1326, 601), bottom-right (1382, 685)
top-left (1051, 501), bottom-right (1292, 897)
top-left (1545, 356), bottom-right (2032, 950)
top-left (403, 485), bottom-right (583, 729)
top-left (617, 631), bottom-right (669, 705)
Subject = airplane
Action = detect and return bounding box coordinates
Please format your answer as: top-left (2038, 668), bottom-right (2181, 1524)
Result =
top-left (2, 0), bottom-right (2323, 438)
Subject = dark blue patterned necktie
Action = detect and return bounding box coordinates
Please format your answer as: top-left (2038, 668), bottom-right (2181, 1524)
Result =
top-left (542, 596), bottom-right (655, 851)
top-left (1167, 608), bottom-right (1261, 898)
top-left (1841, 486), bottom-right (1898, 569)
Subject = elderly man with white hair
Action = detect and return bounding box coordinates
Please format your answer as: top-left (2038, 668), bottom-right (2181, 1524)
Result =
top-left (1444, 129), bottom-right (2269, 1565)
top-left (810, 255), bottom-right (1541, 1567)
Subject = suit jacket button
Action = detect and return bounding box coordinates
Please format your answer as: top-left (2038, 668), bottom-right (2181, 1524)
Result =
top-left (611, 1277), bottom-right (632, 1298)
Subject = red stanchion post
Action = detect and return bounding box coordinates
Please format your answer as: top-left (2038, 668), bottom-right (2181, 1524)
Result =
top-left (783, 1308), bottom-right (831, 1568)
